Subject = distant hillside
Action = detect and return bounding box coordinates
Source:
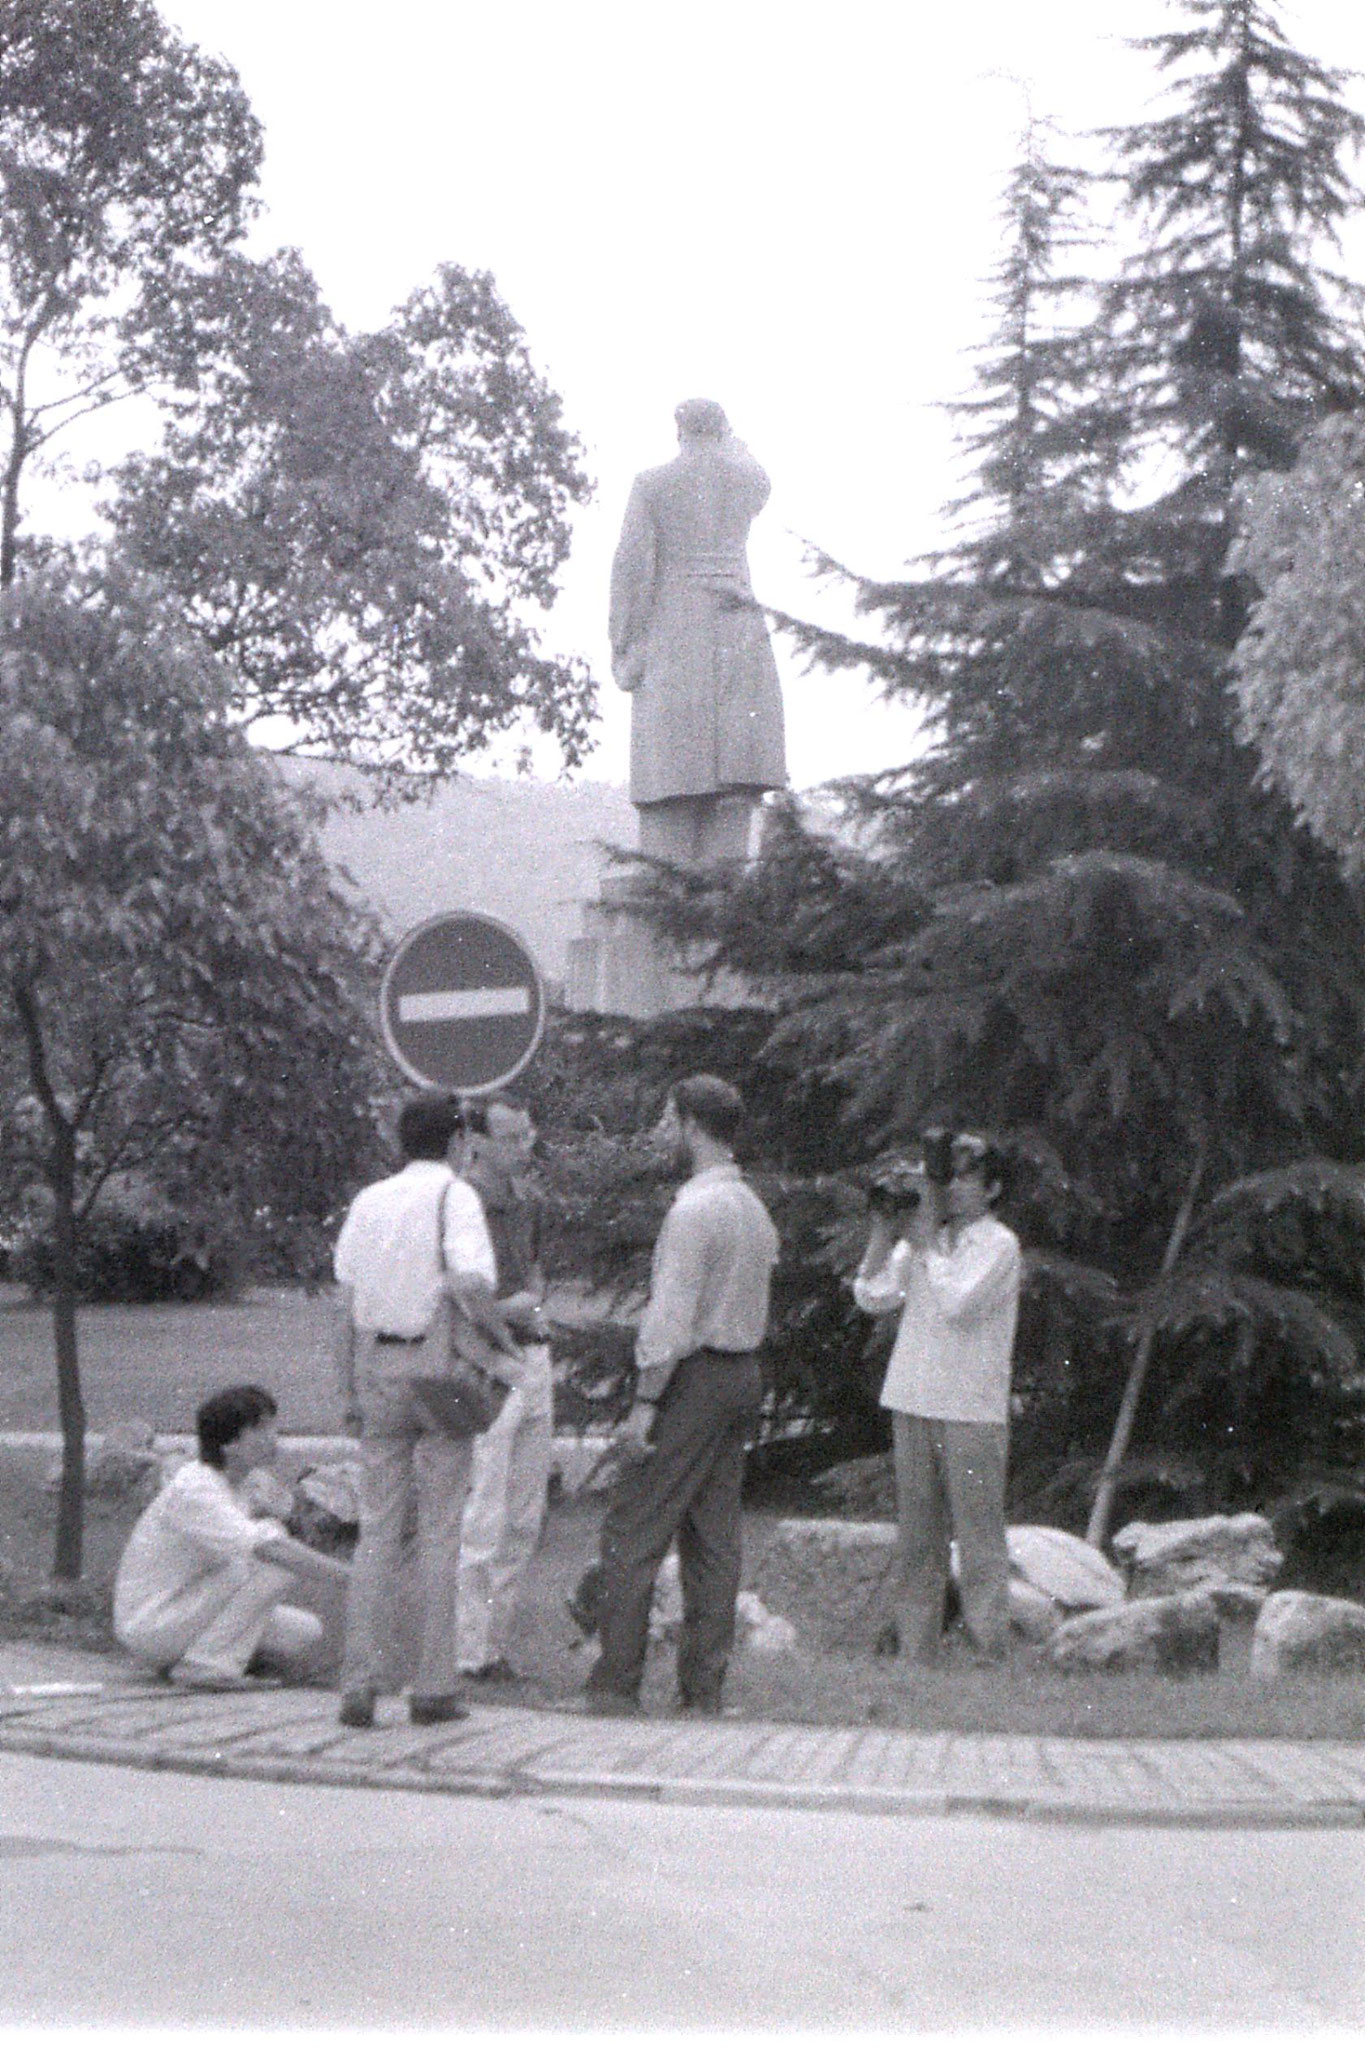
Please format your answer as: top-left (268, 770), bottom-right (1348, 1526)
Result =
top-left (287, 763), bottom-right (637, 985)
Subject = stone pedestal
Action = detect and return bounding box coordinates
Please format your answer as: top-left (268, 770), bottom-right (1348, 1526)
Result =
top-left (564, 872), bottom-right (759, 1019)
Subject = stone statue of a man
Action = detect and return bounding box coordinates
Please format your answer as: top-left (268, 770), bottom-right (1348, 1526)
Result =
top-left (610, 398), bottom-right (786, 864)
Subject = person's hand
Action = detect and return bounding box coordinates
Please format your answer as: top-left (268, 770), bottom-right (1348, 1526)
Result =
top-left (906, 1186), bottom-right (942, 1249)
top-left (614, 1401), bottom-right (656, 1463)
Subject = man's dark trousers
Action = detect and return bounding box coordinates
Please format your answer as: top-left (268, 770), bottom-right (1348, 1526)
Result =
top-left (588, 1348), bottom-right (763, 1708)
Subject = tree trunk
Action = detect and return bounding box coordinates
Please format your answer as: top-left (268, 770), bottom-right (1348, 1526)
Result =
top-left (49, 1132), bottom-right (85, 1582)
top-left (1085, 1144), bottom-right (1207, 1551)
top-left (11, 975), bottom-right (87, 1580)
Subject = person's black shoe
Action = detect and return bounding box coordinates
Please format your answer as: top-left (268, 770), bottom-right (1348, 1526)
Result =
top-left (408, 1693), bottom-right (470, 1725)
top-left (676, 1696), bottom-right (722, 1717)
top-left (338, 1685), bottom-right (378, 1729)
top-left (463, 1657), bottom-right (519, 1685)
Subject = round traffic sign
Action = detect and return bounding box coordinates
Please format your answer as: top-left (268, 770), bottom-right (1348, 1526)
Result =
top-left (379, 911), bottom-right (545, 1095)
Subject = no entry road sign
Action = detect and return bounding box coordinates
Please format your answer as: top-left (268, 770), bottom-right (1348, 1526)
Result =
top-left (379, 911), bottom-right (545, 1095)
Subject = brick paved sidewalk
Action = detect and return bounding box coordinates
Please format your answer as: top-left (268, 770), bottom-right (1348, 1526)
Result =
top-left (4, 1641), bottom-right (1365, 1826)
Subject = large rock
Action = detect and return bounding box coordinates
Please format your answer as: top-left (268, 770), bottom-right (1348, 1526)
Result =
top-left (751, 1520), bottom-right (897, 1654)
top-left (1047, 1591), bottom-right (1221, 1673)
top-left (1249, 1590), bottom-right (1365, 1679)
top-left (45, 1419), bottom-right (161, 1503)
top-left (1007, 1526), bottom-right (1125, 1611)
top-left (646, 1553), bottom-right (797, 1652)
top-left (755, 1518), bottom-right (1102, 1651)
top-left (1111, 1513), bottom-right (1282, 1598)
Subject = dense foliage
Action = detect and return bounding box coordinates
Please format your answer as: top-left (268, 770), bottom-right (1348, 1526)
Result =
top-left (0, 560), bottom-right (387, 1573)
top-left (620, 0), bottom-right (1365, 1536)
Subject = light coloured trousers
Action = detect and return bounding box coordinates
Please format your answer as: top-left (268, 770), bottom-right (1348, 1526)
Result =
top-left (457, 1344), bottom-right (554, 1672)
top-left (340, 1367), bottom-right (473, 1698)
top-left (116, 1556), bottom-right (321, 1680)
top-left (891, 1412), bottom-right (1010, 1661)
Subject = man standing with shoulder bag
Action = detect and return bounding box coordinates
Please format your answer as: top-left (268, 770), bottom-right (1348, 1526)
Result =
top-left (332, 1093), bottom-right (513, 1730)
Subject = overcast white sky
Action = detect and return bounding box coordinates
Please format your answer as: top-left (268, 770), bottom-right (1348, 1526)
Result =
top-left (156, 0), bottom-right (1365, 790)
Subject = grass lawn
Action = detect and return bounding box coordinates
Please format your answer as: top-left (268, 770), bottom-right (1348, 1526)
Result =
top-left (0, 1285), bottom-right (343, 1436)
top-left (4, 1288), bottom-right (1365, 1739)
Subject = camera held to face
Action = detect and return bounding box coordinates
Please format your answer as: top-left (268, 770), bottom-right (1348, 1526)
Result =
top-left (865, 1154), bottom-right (927, 1217)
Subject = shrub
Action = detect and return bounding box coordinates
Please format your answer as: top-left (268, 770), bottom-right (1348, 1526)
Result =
top-left (15, 1202), bottom-right (242, 1304)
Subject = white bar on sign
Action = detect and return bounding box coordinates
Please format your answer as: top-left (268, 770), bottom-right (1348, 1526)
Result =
top-left (398, 986), bottom-right (531, 1024)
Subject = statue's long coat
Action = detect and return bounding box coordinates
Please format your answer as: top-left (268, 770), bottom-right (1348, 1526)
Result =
top-left (609, 441), bottom-right (786, 806)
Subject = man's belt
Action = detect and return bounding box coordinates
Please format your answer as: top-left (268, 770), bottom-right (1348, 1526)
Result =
top-left (374, 1331), bottom-right (425, 1346)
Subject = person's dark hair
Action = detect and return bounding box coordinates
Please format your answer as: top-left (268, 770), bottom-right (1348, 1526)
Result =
top-left (197, 1384), bottom-right (278, 1469)
top-left (953, 1132), bottom-right (1010, 1205)
top-left (397, 1094), bottom-right (464, 1161)
top-left (670, 1073), bottom-right (746, 1147)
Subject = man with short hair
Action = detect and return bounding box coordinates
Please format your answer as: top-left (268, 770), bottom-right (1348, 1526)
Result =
top-left (332, 1093), bottom-right (504, 1728)
top-left (586, 1074), bottom-right (779, 1715)
top-left (114, 1384), bottom-right (349, 1692)
top-left (853, 1133), bottom-right (1022, 1664)
top-left (456, 1094), bottom-right (553, 1685)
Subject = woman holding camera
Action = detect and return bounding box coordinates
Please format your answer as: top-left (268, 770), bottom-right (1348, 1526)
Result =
top-left (853, 1134), bottom-right (1021, 1665)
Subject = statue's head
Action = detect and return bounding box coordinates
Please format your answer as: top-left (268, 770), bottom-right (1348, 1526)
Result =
top-left (675, 397), bottom-right (729, 444)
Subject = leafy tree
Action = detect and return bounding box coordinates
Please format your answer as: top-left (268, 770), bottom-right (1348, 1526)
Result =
top-left (109, 253), bottom-right (596, 776)
top-left (0, 556), bottom-right (386, 1578)
top-left (0, 0), bottom-right (262, 584)
top-left (1230, 413), bottom-right (1365, 871)
top-left (627, 1), bottom-right (1365, 1540)
top-left (1, 0), bottom-right (595, 772)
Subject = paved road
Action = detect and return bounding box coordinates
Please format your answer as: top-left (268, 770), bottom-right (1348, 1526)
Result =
top-left (2, 1749), bottom-right (1362, 2029)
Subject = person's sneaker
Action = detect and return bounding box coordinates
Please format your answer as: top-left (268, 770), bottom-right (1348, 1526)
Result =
top-left (408, 1693), bottom-right (469, 1725)
top-left (338, 1686), bottom-right (378, 1729)
top-left (462, 1657), bottom-right (520, 1685)
top-left (167, 1661), bottom-right (282, 1693)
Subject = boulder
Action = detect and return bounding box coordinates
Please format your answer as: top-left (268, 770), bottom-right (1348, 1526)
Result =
top-left (288, 1462), bottom-right (363, 1556)
top-left (1008, 1577), bottom-right (1062, 1644)
top-left (1006, 1526), bottom-right (1125, 1611)
top-left (751, 1519), bottom-right (897, 1653)
top-left (644, 1555), bottom-right (797, 1652)
top-left (1249, 1590), bottom-right (1365, 1679)
top-left (1047, 1591), bottom-right (1221, 1674)
top-left (735, 1590), bottom-right (799, 1654)
top-left (1111, 1513), bottom-right (1282, 1598)
top-left (46, 1419), bottom-right (161, 1502)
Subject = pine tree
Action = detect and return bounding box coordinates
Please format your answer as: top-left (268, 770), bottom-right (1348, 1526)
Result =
top-left (632, 2), bottom-right (1365, 1539)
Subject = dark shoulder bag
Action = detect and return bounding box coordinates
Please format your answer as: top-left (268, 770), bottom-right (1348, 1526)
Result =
top-left (409, 1183), bottom-right (520, 1437)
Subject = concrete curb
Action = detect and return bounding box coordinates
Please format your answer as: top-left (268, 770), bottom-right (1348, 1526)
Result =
top-left (1, 1718), bottom-right (1362, 1828)
top-left (4, 1664), bottom-right (1365, 1829)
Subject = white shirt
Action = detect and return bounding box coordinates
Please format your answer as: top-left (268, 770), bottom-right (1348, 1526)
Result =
top-left (853, 1214), bottom-right (1022, 1424)
top-left (113, 1459), bottom-right (286, 1640)
top-left (333, 1160), bottom-right (496, 1336)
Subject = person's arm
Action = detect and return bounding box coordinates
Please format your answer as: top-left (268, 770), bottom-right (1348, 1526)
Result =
top-left (254, 1530), bottom-right (351, 1583)
top-left (852, 1227), bottom-right (913, 1316)
top-left (333, 1283), bottom-right (363, 1438)
top-left (614, 1199), bottom-right (710, 1453)
top-left (921, 1226), bottom-right (1021, 1323)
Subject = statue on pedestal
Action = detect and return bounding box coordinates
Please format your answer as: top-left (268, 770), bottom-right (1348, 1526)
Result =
top-left (609, 398), bottom-right (786, 865)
